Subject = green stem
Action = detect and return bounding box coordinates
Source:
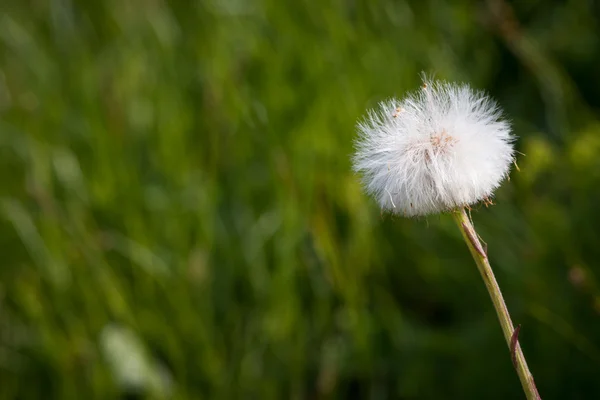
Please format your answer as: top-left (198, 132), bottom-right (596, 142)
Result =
top-left (452, 207), bottom-right (540, 400)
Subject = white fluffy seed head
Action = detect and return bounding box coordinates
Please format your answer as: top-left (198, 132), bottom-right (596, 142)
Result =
top-left (353, 79), bottom-right (515, 217)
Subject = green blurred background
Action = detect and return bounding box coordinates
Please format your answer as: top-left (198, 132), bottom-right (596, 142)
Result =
top-left (1, 0), bottom-right (599, 398)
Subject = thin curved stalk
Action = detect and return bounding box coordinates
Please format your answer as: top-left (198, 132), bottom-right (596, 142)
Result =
top-left (453, 208), bottom-right (540, 400)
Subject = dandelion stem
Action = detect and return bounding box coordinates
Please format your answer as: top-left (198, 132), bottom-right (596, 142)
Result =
top-left (452, 207), bottom-right (540, 400)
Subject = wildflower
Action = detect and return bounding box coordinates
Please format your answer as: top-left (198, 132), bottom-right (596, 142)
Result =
top-left (351, 77), bottom-right (540, 399)
top-left (353, 78), bottom-right (515, 216)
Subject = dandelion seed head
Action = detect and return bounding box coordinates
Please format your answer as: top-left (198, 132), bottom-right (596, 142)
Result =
top-left (353, 78), bottom-right (515, 216)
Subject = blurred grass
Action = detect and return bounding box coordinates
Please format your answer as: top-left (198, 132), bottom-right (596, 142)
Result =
top-left (1, 0), bottom-right (600, 399)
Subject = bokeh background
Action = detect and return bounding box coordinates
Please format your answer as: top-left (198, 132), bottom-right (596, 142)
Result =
top-left (1, 0), bottom-right (599, 398)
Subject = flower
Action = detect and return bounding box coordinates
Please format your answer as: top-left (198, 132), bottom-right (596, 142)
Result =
top-left (353, 78), bottom-right (515, 216)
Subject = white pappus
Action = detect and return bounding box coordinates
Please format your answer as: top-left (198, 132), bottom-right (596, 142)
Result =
top-left (353, 78), bottom-right (515, 217)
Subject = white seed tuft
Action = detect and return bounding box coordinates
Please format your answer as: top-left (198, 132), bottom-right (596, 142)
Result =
top-left (353, 78), bottom-right (515, 216)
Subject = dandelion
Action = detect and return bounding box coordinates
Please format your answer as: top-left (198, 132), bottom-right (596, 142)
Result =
top-left (353, 77), bottom-right (540, 400)
top-left (353, 78), bottom-right (514, 216)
